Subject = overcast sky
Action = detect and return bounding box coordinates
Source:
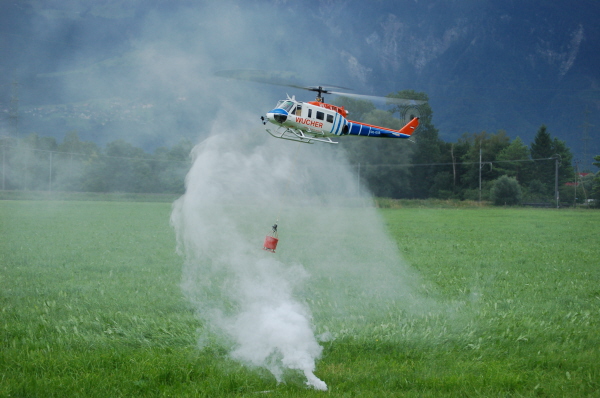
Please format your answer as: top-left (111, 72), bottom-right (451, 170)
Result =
top-left (2, 1), bottom-right (598, 155)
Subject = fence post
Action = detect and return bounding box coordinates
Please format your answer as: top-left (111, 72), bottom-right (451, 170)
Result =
top-left (554, 155), bottom-right (559, 209)
top-left (2, 145), bottom-right (5, 191)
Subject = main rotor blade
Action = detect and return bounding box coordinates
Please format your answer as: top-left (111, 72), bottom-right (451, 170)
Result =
top-left (215, 69), bottom-right (353, 94)
top-left (214, 69), bottom-right (426, 105)
top-left (214, 69), bottom-right (306, 89)
top-left (304, 85), bottom-right (354, 93)
top-left (327, 91), bottom-right (426, 106)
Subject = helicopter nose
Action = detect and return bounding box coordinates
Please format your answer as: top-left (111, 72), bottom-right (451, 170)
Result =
top-left (274, 113), bottom-right (287, 123)
top-left (266, 109), bottom-right (288, 125)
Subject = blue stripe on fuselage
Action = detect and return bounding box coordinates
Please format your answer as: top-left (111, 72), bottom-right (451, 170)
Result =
top-left (332, 113), bottom-right (342, 135)
top-left (349, 122), bottom-right (361, 135)
top-left (270, 108), bottom-right (288, 115)
top-left (331, 113), bottom-right (338, 135)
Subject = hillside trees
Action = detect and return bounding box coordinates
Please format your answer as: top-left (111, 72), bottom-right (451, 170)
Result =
top-left (334, 91), bottom-right (581, 202)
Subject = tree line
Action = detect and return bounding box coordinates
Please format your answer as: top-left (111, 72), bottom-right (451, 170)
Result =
top-left (0, 131), bottom-right (193, 194)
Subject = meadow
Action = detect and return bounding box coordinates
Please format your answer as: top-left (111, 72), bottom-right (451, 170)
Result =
top-left (1, 199), bottom-right (599, 397)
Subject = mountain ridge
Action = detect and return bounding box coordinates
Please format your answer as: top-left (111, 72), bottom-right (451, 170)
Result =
top-left (1, 0), bottom-right (598, 163)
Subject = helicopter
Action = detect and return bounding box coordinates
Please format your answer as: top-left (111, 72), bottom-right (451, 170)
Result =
top-left (216, 70), bottom-right (425, 144)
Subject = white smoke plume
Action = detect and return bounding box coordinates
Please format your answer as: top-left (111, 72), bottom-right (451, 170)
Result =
top-left (170, 119), bottom-right (331, 389)
top-left (170, 117), bottom-right (428, 390)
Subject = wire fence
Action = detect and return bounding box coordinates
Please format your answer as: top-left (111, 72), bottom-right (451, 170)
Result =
top-left (1, 144), bottom-right (190, 193)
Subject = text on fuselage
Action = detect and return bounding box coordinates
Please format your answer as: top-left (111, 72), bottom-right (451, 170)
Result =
top-left (295, 116), bottom-right (324, 129)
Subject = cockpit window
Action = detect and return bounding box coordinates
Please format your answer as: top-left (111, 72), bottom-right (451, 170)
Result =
top-left (277, 100), bottom-right (296, 112)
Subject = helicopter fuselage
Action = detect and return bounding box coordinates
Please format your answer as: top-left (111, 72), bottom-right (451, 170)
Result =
top-left (264, 98), bottom-right (418, 144)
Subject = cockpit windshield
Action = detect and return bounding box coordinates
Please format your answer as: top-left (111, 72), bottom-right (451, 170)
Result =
top-left (276, 100), bottom-right (296, 112)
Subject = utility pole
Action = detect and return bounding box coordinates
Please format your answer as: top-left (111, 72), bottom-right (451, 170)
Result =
top-left (478, 146), bottom-right (492, 202)
top-left (9, 78), bottom-right (20, 138)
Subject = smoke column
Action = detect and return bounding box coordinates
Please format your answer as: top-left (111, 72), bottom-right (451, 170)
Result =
top-left (171, 120), bottom-right (427, 390)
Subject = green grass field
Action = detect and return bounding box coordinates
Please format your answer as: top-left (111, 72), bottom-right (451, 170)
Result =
top-left (1, 200), bottom-right (599, 397)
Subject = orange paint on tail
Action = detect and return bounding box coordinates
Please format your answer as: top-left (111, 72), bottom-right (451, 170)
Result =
top-left (399, 117), bottom-right (419, 136)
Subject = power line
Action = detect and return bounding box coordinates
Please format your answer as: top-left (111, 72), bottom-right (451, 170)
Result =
top-left (356, 157), bottom-right (556, 168)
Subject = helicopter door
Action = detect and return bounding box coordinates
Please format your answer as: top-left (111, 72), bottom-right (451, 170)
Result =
top-left (294, 104), bottom-right (302, 116)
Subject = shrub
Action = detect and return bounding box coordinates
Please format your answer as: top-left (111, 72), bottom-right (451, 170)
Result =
top-left (491, 175), bottom-right (522, 206)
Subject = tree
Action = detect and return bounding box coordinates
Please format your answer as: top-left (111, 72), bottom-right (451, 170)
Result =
top-left (9, 133), bottom-right (59, 191)
top-left (459, 131), bottom-right (511, 199)
top-left (341, 109), bottom-right (414, 198)
top-left (530, 125), bottom-right (554, 160)
top-left (153, 139), bottom-right (193, 193)
top-left (337, 93), bottom-right (422, 199)
top-left (551, 137), bottom-right (574, 185)
top-left (338, 89), bottom-right (443, 199)
top-left (388, 90), bottom-right (442, 198)
top-left (529, 125), bottom-right (574, 197)
top-left (491, 175), bottom-right (522, 206)
top-left (524, 179), bottom-right (549, 203)
top-left (58, 131), bottom-right (99, 156)
top-left (496, 136), bottom-right (531, 184)
top-left (443, 134), bottom-right (473, 197)
top-left (55, 131), bottom-right (100, 191)
top-left (86, 140), bottom-right (156, 193)
top-left (529, 125), bottom-right (557, 194)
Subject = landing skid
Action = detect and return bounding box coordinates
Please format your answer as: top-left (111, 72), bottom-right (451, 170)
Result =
top-left (266, 128), bottom-right (338, 144)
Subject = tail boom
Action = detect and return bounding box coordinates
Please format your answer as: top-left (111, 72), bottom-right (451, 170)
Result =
top-left (347, 117), bottom-right (419, 138)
